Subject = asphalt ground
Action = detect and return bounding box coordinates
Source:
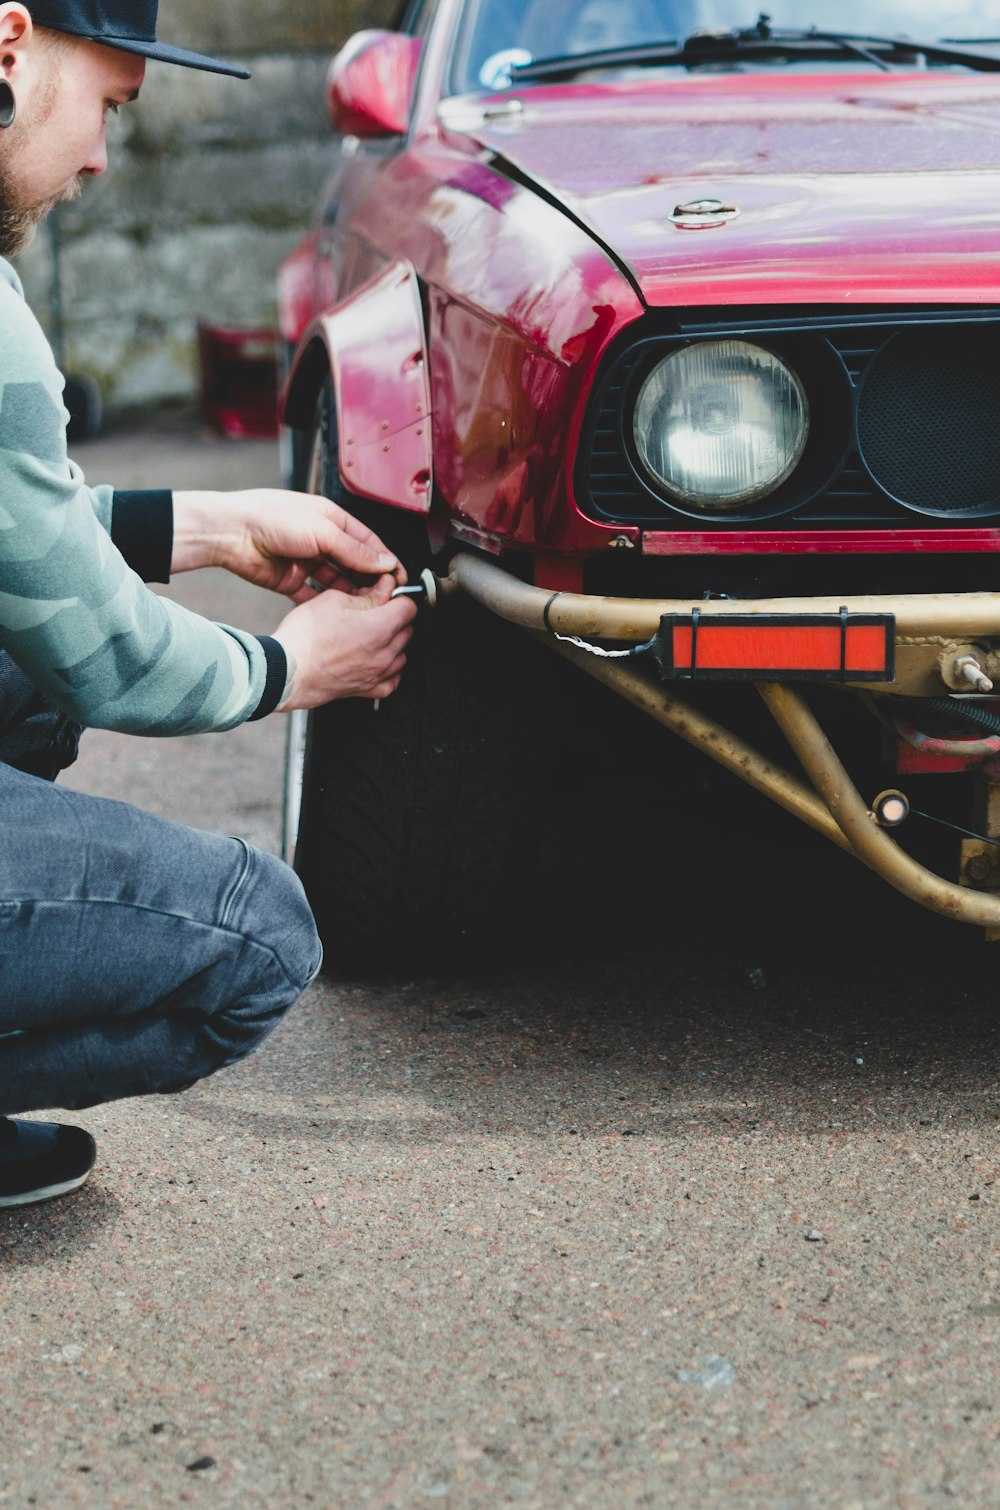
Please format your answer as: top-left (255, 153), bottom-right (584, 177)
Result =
top-left (0, 414), bottom-right (998, 1510)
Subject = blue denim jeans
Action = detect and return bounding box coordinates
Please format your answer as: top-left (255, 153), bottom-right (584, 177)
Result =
top-left (0, 759), bottom-right (323, 1116)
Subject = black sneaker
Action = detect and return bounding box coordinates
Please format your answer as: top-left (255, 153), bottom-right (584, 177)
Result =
top-left (0, 1117), bottom-right (97, 1207)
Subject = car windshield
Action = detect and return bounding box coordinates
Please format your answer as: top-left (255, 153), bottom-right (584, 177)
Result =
top-left (450, 0), bottom-right (1000, 93)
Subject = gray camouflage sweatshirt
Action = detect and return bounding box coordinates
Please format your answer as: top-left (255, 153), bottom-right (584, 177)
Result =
top-left (0, 258), bottom-right (287, 736)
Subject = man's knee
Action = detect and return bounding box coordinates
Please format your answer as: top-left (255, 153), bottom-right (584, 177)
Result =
top-left (232, 845), bottom-right (323, 1002)
top-left (186, 847), bottom-right (321, 1079)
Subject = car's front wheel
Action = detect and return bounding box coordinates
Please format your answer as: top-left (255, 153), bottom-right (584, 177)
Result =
top-left (285, 379), bottom-right (559, 973)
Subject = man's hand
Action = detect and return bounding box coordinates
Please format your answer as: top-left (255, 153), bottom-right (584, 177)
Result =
top-left (172, 489), bottom-right (407, 598)
top-left (273, 575), bottom-right (418, 710)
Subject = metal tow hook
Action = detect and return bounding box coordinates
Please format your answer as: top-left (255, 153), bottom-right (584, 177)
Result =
top-left (375, 569), bottom-right (439, 711)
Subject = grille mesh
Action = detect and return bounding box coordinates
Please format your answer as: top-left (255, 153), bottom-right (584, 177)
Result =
top-left (856, 330), bottom-right (1000, 512)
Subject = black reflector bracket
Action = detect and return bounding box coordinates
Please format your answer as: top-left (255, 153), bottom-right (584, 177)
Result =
top-left (652, 609), bottom-right (895, 683)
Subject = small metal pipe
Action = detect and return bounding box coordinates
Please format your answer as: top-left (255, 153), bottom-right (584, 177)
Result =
top-left (543, 637), bottom-right (853, 853)
top-left (758, 682), bottom-right (1000, 927)
top-left (447, 550), bottom-right (1000, 642)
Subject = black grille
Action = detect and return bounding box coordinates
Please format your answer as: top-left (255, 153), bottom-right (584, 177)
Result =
top-left (857, 329), bottom-right (1000, 513)
top-left (577, 308), bottom-right (1000, 530)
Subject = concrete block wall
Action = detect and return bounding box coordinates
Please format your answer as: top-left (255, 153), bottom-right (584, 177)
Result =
top-left (17, 0), bottom-right (397, 410)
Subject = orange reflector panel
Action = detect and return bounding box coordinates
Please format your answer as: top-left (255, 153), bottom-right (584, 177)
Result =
top-left (656, 612), bottom-right (894, 682)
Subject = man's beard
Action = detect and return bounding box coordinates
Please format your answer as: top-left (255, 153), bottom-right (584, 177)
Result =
top-left (0, 63), bottom-right (79, 259)
top-left (0, 175), bottom-right (81, 259)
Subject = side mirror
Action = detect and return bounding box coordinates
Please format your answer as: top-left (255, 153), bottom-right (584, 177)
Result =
top-left (327, 30), bottom-right (422, 138)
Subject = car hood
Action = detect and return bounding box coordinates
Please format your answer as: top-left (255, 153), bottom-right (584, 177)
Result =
top-left (448, 72), bottom-right (1000, 305)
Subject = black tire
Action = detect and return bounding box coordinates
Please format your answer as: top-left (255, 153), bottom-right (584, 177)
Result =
top-left (291, 380), bottom-right (559, 972)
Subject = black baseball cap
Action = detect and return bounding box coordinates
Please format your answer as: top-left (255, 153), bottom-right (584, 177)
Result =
top-left (27, 0), bottom-right (251, 78)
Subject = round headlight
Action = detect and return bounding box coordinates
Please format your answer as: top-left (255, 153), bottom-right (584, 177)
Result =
top-left (633, 340), bottom-right (809, 510)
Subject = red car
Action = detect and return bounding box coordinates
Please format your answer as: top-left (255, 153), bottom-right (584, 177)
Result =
top-left (278, 0), bottom-right (1000, 968)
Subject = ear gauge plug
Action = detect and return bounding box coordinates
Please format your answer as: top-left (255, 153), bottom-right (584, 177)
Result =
top-left (0, 81), bottom-right (15, 128)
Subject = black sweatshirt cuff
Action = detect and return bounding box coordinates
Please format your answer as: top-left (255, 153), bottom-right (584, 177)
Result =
top-left (248, 637), bottom-right (288, 722)
top-left (111, 490), bottom-right (174, 584)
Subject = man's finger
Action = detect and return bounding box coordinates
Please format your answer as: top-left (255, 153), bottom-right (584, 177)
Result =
top-left (387, 622), bottom-right (416, 656)
top-left (315, 522), bottom-right (401, 581)
top-left (382, 596), bottom-right (420, 630)
top-left (368, 675), bottom-right (403, 701)
top-left (342, 578), bottom-right (417, 614)
top-left (365, 574), bottom-right (404, 609)
top-left (322, 502), bottom-right (404, 567)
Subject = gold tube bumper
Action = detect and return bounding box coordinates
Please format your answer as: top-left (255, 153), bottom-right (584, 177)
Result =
top-left (445, 551), bottom-right (1000, 696)
top-left (447, 551), bottom-right (1000, 640)
top-left (444, 550), bottom-right (1000, 930)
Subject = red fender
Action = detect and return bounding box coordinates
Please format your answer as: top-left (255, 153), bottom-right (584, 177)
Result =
top-left (282, 261), bottom-right (432, 513)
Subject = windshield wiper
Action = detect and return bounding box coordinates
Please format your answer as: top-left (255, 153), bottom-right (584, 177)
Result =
top-left (731, 18), bottom-right (1000, 72)
top-left (510, 21), bottom-right (1000, 83)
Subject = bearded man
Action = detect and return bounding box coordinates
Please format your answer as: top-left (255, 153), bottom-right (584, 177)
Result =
top-left (0, 2), bottom-right (418, 1207)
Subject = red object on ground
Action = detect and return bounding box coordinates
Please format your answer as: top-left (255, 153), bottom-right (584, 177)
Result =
top-left (199, 323), bottom-right (279, 439)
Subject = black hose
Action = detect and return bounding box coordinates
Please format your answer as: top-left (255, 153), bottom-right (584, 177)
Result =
top-left (923, 696), bottom-right (1000, 736)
